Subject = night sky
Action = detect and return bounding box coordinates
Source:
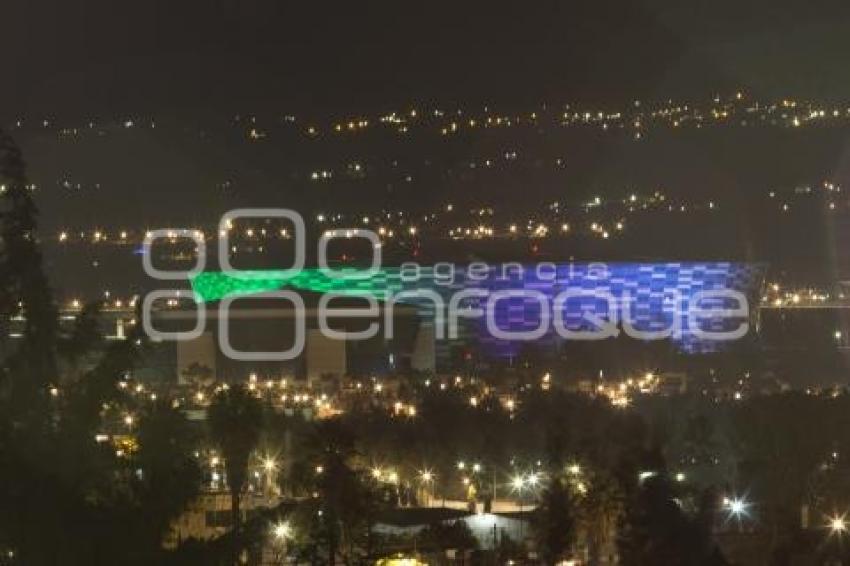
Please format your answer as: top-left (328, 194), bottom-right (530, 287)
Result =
top-left (5, 0), bottom-right (850, 118)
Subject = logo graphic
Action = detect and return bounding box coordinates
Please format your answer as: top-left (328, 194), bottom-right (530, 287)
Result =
top-left (142, 209), bottom-right (752, 360)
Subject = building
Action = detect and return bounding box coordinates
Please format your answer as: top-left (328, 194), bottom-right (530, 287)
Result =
top-left (175, 262), bottom-right (763, 378)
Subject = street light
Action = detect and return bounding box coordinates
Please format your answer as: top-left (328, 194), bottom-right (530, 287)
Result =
top-left (723, 495), bottom-right (751, 528)
top-left (638, 470), bottom-right (657, 483)
top-left (828, 514), bottom-right (848, 536)
top-left (418, 470), bottom-right (435, 505)
top-left (511, 475), bottom-right (527, 513)
top-left (511, 475), bottom-right (526, 492)
top-left (728, 498), bottom-right (747, 517)
top-left (260, 456), bottom-right (279, 497)
top-left (271, 520), bottom-right (292, 564)
top-left (263, 457), bottom-right (278, 473)
top-left (272, 521), bottom-right (291, 541)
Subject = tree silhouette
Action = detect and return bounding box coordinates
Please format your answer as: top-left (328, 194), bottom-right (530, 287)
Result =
top-left (0, 128), bottom-right (58, 424)
top-left (135, 400), bottom-right (202, 550)
top-left (207, 385), bottom-right (264, 544)
top-left (532, 476), bottom-right (577, 563)
top-left (0, 129), bottom-right (188, 564)
top-left (579, 470), bottom-right (625, 566)
top-left (617, 473), bottom-right (725, 566)
top-left (291, 419), bottom-right (380, 564)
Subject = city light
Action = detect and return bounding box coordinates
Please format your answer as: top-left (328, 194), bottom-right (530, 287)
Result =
top-left (828, 514), bottom-right (848, 536)
top-left (729, 499), bottom-right (746, 516)
top-left (724, 495), bottom-right (751, 522)
top-left (7, 4), bottom-right (850, 564)
top-left (272, 521), bottom-right (292, 541)
top-left (638, 470), bottom-right (657, 483)
top-left (262, 457), bottom-right (278, 473)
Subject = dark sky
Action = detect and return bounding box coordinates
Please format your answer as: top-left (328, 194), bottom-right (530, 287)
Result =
top-left (4, 0), bottom-right (850, 117)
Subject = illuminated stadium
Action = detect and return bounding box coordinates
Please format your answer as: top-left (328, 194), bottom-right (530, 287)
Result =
top-left (190, 262), bottom-right (765, 361)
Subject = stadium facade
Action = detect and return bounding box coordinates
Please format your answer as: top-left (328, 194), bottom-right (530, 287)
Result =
top-left (174, 262), bottom-right (764, 380)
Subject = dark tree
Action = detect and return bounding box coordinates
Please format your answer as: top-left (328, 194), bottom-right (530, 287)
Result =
top-left (0, 129), bottom-right (58, 423)
top-left (208, 384), bottom-right (264, 541)
top-left (292, 419), bottom-right (380, 564)
top-left (135, 400), bottom-right (202, 550)
top-left (532, 476), bottom-right (577, 564)
top-left (0, 130), bottom-right (189, 565)
top-left (617, 474), bottom-right (726, 566)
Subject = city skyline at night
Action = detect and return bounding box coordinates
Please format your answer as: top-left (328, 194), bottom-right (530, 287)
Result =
top-left (4, 2), bottom-right (850, 564)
